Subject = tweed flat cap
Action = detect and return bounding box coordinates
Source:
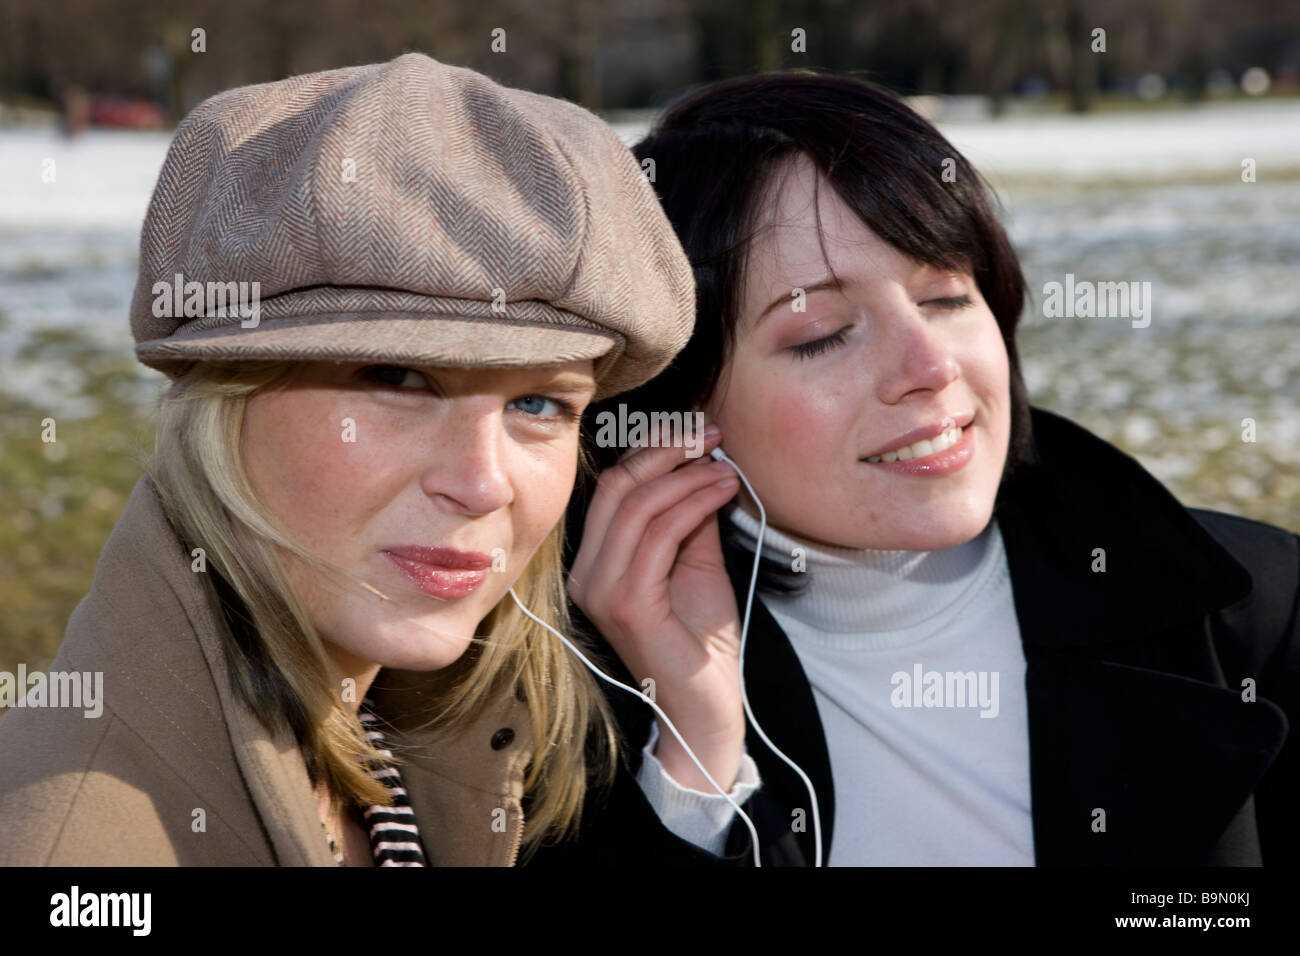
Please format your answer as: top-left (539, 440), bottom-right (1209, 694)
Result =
top-left (129, 52), bottom-right (694, 401)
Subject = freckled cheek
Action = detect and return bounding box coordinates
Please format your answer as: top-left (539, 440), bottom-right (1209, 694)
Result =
top-left (767, 384), bottom-right (853, 467)
top-left (970, 337), bottom-right (1010, 433)
top-left (246, 397), bottom-right (405, 549)
top-left (971, 318), bottom-right (1010, 392)
top-left (504, 448), bottom-right (578, 564)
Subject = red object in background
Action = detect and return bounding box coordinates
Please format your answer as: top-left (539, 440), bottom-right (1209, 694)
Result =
top-left (88, 97), bottom-right (167, 129)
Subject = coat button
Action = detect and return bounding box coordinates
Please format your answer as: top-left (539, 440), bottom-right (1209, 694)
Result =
top-left (490, 728), bottom-right (515, 750)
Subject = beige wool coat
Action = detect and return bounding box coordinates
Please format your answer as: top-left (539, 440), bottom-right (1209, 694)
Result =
top-left (0, 476), bottom-right (536, 865)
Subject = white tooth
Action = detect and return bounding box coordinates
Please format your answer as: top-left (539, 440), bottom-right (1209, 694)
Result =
top-left (873, 424), bottom-right (965, 463)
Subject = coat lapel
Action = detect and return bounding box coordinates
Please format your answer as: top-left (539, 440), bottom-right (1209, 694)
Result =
top-left (996, 406), bottom-right (1287, 864)
top-left (69, 477), bottom-right (337, 865)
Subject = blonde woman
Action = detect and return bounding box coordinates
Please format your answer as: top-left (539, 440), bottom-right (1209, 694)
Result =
top-left (0, 52), bottom-right (708, 866)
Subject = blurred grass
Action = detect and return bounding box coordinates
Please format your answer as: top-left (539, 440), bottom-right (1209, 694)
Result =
top-left (0, 327), bottom-right (155, 677)
top-left (1018, 322), bottom-right (1300, 536)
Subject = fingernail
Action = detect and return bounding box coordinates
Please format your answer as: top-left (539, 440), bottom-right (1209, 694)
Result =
top-left (704, 424), bottom-right (720, 438)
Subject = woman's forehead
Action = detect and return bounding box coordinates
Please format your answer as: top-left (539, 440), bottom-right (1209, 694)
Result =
top-left (741, 159), bottom-right (971, 320)
top-left (741, 196), bottom-right (900, 313)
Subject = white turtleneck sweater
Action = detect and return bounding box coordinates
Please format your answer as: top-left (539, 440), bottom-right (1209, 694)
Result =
top-left (635, 503), bottom-right (1035, 865)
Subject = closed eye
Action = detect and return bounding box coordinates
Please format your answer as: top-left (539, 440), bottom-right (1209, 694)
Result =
top-left (790, 326), bottom-right (851, 360)
top-left (921, 294), bottom-right (974, 309)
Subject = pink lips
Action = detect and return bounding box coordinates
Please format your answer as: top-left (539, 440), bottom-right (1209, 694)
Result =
top-left (861, 421), bottom-right (975, 477)
top-left (382, 546), bottom-right (493, 600)
top-left (862, 412), bottom-right (975, 460)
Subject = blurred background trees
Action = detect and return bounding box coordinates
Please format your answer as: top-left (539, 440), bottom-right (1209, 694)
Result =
top-left (1, 0), bottom-right (1296, 118)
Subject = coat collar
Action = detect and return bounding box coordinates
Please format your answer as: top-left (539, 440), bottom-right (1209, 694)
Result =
top-left (69, 476), bottom-right (530, 865)
top-left (1000, 408), bottom-right (1284, 863)
top-left (995, 406), bottom-right (1253, 649)
top-left (65, 476), bottom-right (334, 864)
top-left (723, 405), bottom-right (1286, 865)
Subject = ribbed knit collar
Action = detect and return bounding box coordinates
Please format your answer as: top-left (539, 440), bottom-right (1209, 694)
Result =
top-left (725, 502), bottom-right (1006, 646)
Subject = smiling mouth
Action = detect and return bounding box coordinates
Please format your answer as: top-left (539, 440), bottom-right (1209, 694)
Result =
top-left (863, 424), bottom-right (966, 462)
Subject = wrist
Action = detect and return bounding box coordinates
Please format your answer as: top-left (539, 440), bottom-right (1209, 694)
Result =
top-left (653, 726), bottom-right (745, 794)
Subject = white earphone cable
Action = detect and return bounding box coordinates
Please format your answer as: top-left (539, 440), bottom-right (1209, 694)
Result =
top-left (508, 588), bottom-right (764, 867)
top-left (710, 445), bottom-right (824, 867)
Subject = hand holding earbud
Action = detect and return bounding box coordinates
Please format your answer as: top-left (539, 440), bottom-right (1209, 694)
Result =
top-left (567, 423), bottom-right (747, 793)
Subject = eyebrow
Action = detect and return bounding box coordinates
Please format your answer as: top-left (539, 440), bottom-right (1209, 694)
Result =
top-left (751, 263), bottom-right (975, 327)
top-left (753, 275), bottom-right (845, 327)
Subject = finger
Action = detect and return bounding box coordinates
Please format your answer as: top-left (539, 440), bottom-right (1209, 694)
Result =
top-left (576, 424), bottom-right (721, 574)
top-left (572, 456), bottom-right (734, 614)
top-left (585, 455), bottom-right (735, 593)
top-left (623, 473), bottom-right (738, 595)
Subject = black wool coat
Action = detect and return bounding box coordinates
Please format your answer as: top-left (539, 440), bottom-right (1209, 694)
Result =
top-left (525, 406), bottom-right (1298, 866)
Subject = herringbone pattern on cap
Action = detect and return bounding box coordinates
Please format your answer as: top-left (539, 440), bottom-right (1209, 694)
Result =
top-left (130, 52), bottom-right (694, 400)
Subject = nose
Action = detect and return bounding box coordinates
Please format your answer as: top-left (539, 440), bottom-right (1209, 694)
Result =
top-left (874, 298), bottom-right (960, 404)
top-left (420, 401), bottom-right (514, 517)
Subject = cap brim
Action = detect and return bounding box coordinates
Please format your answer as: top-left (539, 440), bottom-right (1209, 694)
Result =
top-left (135, 312), bottom-right (623, 394)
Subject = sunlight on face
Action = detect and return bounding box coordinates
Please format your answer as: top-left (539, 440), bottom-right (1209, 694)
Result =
top-left (239, 359), bottom-right (595, 674)
top-left (705, 153), bottom-right (1011, 551)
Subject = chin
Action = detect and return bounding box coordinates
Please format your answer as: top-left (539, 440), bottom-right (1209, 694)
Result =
top-left (372, 646), bottom-right (474, 673)
top-left (347, 618), bottom-right (478, 672)
top-left (831, 499), bottom-right (994, 551)
top-left (914, 505), bottom-right (996, 550)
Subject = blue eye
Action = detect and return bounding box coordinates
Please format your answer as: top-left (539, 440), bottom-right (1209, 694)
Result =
top-left (508, 395), bottom-right (581, 422)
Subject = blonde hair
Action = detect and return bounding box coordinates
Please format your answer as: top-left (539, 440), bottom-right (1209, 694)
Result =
top-left (142, 360), bottom-right (617, 859)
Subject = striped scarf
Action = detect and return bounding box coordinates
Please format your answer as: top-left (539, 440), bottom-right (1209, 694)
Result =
top-left (356, 697), bottom-right (429, 866)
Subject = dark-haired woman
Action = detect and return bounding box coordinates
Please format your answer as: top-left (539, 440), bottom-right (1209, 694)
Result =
top-left (539, 72), bottom-right (1298, 866)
